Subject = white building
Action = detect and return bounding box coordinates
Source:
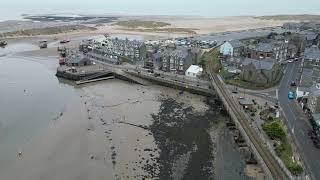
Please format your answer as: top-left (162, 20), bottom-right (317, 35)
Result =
top-left (185, 65), bottom-right (203, 78)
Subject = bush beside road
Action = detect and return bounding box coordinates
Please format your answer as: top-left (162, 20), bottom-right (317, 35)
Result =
top-left (262, 117), bottom-right (303, 176)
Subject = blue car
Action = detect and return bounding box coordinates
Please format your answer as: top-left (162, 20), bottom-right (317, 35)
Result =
top-left (288, 91), bottom-right (295, 99)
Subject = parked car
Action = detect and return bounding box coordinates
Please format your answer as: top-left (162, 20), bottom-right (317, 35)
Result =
top-left (288, 91), bottom-right (295, 99)
top-left (290, 81), bottom-right (297, 86)
top-left (288, 59), bottom-right (294, 63)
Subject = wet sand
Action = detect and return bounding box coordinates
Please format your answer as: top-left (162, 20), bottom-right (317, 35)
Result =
top-left (0, 40), bottom-right (254, 180)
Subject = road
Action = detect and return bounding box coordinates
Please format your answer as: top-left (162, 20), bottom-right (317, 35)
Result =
top-left (278, 61), bottom-right (320, 180)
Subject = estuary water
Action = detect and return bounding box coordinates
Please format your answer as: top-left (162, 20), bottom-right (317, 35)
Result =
top-left (0, 43), bottom-right (250, 180)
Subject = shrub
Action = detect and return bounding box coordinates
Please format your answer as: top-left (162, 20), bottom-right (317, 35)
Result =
top-left (262, 120), bottom-right (285, 140)
top-left (288, 163), bottom-right (304, 175)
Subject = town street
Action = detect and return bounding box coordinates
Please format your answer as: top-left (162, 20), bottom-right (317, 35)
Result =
top-left (278, 61), bottom-right (320, 180)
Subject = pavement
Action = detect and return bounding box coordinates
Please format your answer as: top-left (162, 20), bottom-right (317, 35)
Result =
top-left (277, 60), bottom-right (320, 180)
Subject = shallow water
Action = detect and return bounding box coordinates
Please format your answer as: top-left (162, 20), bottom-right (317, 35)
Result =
top-left (0, 50), bottom-right (251, 179)
top-left (0, 56), bottom-right (74, 168)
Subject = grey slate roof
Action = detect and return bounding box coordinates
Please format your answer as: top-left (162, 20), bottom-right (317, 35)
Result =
top-left (65, 51), bottom-right (90, 64)
top-left (228, 40), bottom-right (244, 48)
top-left (242, 58), bottom-right (275, 70)
top-left (255, 43), bottom-right (274, 52)
top-left (304, 48), bottom-right (320, 60)
top-left (305, 33), bottom-right (318, 41)
top-left (300, 68), bottom-right (320, 88)
top-left (161, 47), bottom-right (189, 59)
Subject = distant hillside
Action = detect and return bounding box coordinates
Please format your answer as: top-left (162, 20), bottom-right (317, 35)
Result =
top-left (255, 14), bottom-right (320, 21)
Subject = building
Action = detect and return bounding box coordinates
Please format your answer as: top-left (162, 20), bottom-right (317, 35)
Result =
top-left (220, 40), bottom-right (244, 57)
top-left (80, 36), bottom-right (147, 63)
top-left (86, 51), bottom-right (121, 65)
top-left (64, 51), bottom-right (92, 66)
top-left (303, 47), bottom-right (320, 68)
top-left (247, 41), bottom-right (293, 62)
top-left (160, 47), bottom-right (195, 74)
top-left (101, 37), bottom-right (147, 62)
top-left (296, 68), bottom-right (320, 110)
top-left (296, 68), bottom-right (317, 99)
top-left (240, 58), bottom-right (282, 86)
top-left (302, 32), bottom-right (319, 47)
top-left (307, 87), bottom-right (320, 114)
top-left (185, 65), bottom-right (203, 78)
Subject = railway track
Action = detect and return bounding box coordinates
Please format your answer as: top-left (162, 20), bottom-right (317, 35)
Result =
top-left (209, 73), bottom-right (288, 180)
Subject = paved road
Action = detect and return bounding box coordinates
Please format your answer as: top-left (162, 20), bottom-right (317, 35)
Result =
top-left (278, 61), bottom-right (320, 180)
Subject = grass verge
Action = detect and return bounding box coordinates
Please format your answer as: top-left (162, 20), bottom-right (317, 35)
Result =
top-left (262, 118), bottom-right (303, 176)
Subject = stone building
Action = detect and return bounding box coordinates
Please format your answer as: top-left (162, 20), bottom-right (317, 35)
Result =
top-left (246, 41), bottom-right (295, 62)
top-left (160, 46), bottom-right (196, 74)
top-left (101, 37), bottom-right (147, 62)
top-left (303, 47), bottom-right (320, 68)
top-left (240, 58), bottom-right (282, 86)
top-left (80, 36), bottom-right (147, 63)
top-left (64, 51), bottom-right (92, 66)
top-left (307, 87), bottom-right (320, 114)
top-left (220, 40), bottom-right (244, 57)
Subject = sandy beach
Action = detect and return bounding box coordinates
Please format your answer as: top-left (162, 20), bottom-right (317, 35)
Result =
top-left (0, 15), bottom-right (289, 40)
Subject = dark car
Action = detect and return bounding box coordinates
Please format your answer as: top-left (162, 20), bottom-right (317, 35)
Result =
top-left (290, 81), bottom-right (296, 86)
top-left (313, 139), bottom-right (320, 149)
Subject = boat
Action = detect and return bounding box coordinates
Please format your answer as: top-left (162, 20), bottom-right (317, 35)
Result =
top-left (60, 39), bottom-right (70, 44)
top-left (59, 57), bottom-right (65, 65)
top-left (0, 40), bottom-right (8, 47)
top-left (39, 40), bottom-right (48, 49)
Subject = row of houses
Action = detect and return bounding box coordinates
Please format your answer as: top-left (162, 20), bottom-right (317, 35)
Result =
top-left (295, 47), bottom-right (320, 138)
top-left (220, 39), bottom-right (299, 62)
top-left (219, 31), bottom-right (320, 87)
top-left (79, 35), bottom-right (147, 64)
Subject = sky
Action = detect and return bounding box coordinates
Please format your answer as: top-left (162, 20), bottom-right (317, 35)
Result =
top-left (1, 0), bottom-right (320, 17)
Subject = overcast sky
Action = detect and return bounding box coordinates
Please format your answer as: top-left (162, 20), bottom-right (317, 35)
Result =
top-left (1, 0), bottom-right (320, 17)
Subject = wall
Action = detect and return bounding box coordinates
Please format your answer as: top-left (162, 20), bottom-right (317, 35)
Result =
top-left (220, 42), bottom-right (234, 56)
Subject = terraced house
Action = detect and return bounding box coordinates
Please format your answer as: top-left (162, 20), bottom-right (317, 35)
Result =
top-left (304, 47), bottom-right (320, 68)
top-left (101, 37), bottom-right (147, 62)
top-left (219, 40), bottom-right (244, 57)
top-left (246, 41), bottom-right (296, 62)
top-left (160, 46), bottom-right (195, 74)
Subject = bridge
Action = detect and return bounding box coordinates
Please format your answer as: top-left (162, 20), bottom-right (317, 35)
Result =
top-left (209, 72), bottom-right (288, 180)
